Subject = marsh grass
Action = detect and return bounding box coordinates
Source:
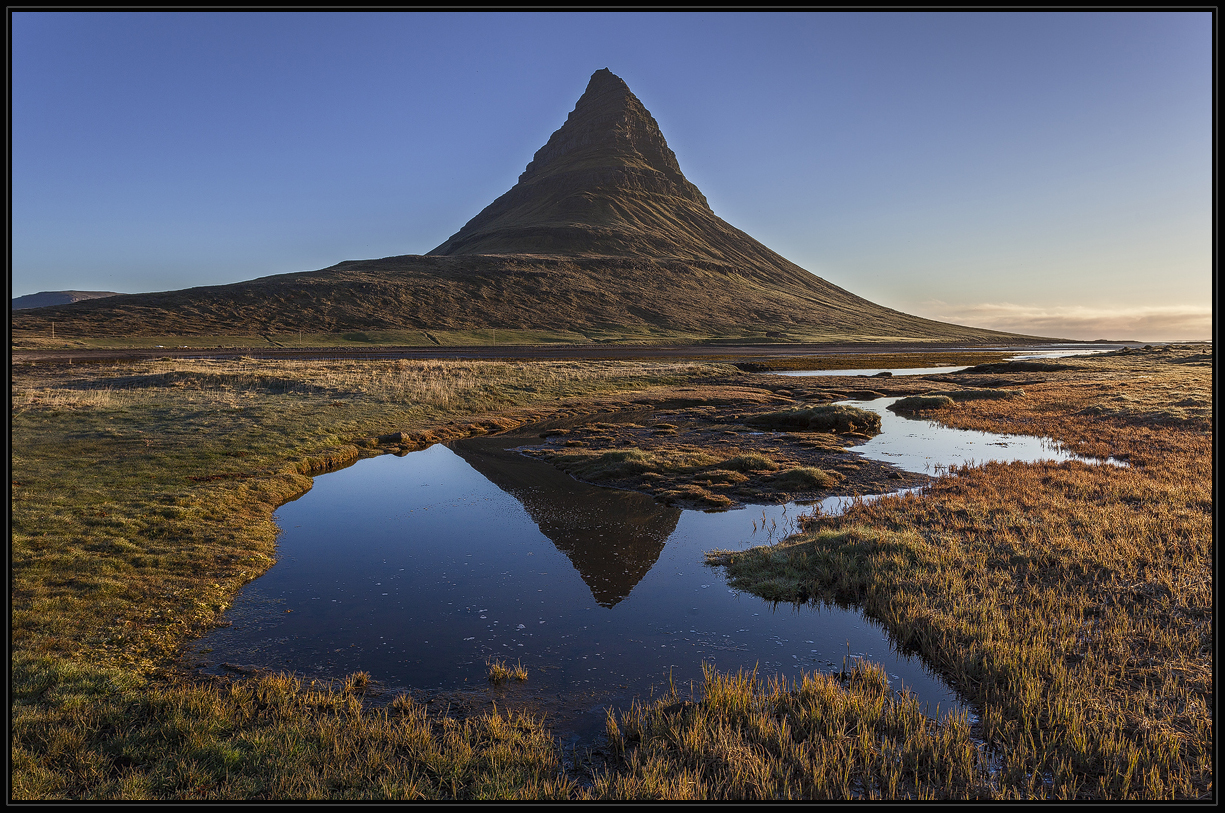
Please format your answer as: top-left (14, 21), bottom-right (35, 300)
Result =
top-left (11, 657), bottom-right (577, 800)
top-left (11, 355), bottom-right (741, 800)
top-left (769, 467), bottom-right (842, 490)
top-left (11, 358), bottom-right (729, 672)
top-left (888, 394), bottom-right (955, 413)
top-left (939, 388), bottom-right (1024, 402)
top-left (596, 660), bottom-right (992, 800)
top-left (11, 346), bottom-right (1212, 799)
top-left (487, 660), bottom-right (529, 684)
top-left (707, 348), bottom-right (1213, 799)
top-left (745, 404), bottom-right (882, 434)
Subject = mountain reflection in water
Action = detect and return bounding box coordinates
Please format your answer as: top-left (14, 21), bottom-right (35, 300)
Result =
top-left (189, 433), bottom-right (965, 741)
top-left (451, 437), bottom-right (680, 608)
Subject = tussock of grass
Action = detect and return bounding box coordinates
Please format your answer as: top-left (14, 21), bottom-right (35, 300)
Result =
top-left (545, 447), bottom-right (724, 482)
top-left (487, 660), bottom-right (528, 684)
top-left (940, 388), bottom-right (1024, 401)
top-left (888, 395), bottom-right (955, 413)
top-left (770, 467), bottom-right (842, 490)
top-left (721, 453), bottom-right (780, 473)
top-left (745, 404), bottom-right (881, 435)
top-left (692, 470), bottom-right (750, 485)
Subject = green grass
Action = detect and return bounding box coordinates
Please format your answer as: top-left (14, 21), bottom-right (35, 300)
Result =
top-left (11, 358), bottom-right (732, 672)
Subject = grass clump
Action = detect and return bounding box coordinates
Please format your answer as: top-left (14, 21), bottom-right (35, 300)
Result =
top-left (745, 404), bottom-right (881, 435)
top-left (487, 660), bottom-right (529, 685)
top-left (692, 470), bottom-right (750, 485)
top-left (721, 453), bottom-right (780, 473)
top-left (941, 388), bottom-right (1024, 401)
top-left (888, 395), bottom-right (955, 413)
top-left (547, 447), bottom-right (723, 482)
top-left (770, 467), bottom-right (843, 490)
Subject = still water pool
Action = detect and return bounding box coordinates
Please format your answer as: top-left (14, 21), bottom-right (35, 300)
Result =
top-left (190, 396), bottom-right (1118, 738)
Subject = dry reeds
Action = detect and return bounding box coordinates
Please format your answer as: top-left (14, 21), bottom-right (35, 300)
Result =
top-left (706, 348), bottom-right (1213, 799)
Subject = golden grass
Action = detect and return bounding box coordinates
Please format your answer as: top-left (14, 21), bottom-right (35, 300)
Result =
top-left (12, 661), bottom-right (577, 800)
top-left (487, 660), bottom-right (529, 684)
top-left (596, 661), bottom-right (991, 800)
top-left (706, 348), bottom-right (1213, 799)
top-left (10, 345), bottom-right (1212, 799)
top-left (10, 358), bottom-right (730, 673)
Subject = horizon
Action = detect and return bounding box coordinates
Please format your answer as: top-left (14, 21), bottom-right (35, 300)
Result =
top-left (11, 11), bottom-right (1212, 342)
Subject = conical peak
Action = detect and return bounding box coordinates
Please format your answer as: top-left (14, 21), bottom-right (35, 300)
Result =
top-left (517, 69), bottom-right (690, 190)
top-left (431, 69), bottom-right (765, 259)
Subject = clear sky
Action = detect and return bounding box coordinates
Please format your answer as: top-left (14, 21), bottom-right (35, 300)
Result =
top-left (11, 11), bottom-right (1212, 341)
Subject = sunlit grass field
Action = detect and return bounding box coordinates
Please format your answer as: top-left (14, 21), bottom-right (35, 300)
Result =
top-left (10, 347), bottom-right (1211, 799)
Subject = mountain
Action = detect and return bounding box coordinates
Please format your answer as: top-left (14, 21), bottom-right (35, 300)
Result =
top-left (10, 70), bottom-right (1048, 345)
top-left (12, 291), bottom-right (122, 310)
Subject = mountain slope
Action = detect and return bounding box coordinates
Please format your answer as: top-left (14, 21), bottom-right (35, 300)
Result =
top-left (10, 254), bottom-right (1034, 342)
top-left (11, 69), bottom-right (1049, 345)
top-left (12, 291), bottom-right (122, 310)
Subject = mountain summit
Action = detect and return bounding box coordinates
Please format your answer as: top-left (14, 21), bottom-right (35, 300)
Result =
top-left (12, 70), bottom-right (1050, 345)
top-left (429, 69), bottom-right (799, 273)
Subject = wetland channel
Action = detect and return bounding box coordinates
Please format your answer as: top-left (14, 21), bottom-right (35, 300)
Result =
top-left (189, 382), bottom-right (1120, 744)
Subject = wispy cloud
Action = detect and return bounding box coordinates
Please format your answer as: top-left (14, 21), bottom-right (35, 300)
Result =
top-left (917, 302), bottom-right (1212, 342)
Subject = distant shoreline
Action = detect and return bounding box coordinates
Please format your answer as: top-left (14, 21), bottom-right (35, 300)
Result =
top-left (9, 340), bottom-right (1146, 365)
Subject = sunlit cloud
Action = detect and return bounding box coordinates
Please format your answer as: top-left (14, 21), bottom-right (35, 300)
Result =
top-left (918, 302), bottom-right (1212, 342)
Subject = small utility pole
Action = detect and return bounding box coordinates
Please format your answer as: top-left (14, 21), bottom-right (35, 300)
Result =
top-left (51, 322), bottom-right (55, 339)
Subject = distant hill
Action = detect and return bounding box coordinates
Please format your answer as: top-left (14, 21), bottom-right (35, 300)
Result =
top-left (12, 291), bottom-right (123, 310)
top-left (10, 70), bottom-right (1052, 345)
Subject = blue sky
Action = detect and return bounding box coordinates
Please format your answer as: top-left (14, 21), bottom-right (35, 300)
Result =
top-left (11, 11), bottom-right (1212, 340)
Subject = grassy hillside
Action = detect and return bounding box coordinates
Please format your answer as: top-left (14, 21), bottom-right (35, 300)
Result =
top-left (9, 253), bottom-right (1047, 346)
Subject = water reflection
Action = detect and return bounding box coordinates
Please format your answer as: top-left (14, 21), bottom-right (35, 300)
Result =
top-left (451, 437), bottom-right (680, 608)
top-left (841, 397), bottom-right (1125, 473)
top-left (192, 393), bottom-right (1136, 740)
top-left (191, 436), bottom-right (965, 736)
